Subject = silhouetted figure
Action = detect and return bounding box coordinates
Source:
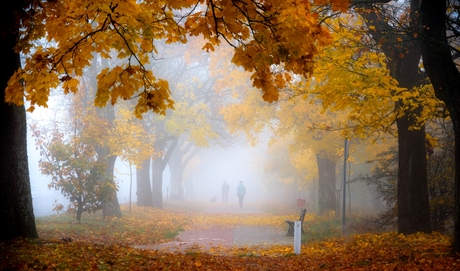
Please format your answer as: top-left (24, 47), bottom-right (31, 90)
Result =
top-left (236, 181), bottom-right (246, 208)
top-left (222, 180), bottom-right (230, 203)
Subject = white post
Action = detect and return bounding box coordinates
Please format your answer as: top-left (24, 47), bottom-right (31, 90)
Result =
top-left (294, 221), bottom-right (301, 254)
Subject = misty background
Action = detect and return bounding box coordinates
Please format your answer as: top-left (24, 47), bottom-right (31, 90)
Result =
top-left (29, 120), bottom-right (272, 217)
top-left (25, 39), bottom-right (390, 221)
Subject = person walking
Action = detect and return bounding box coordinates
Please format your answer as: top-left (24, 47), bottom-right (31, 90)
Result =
top-left (236, 181), bottom-right (246, 208)
top-left (222, 180), bottom-right (230, 203)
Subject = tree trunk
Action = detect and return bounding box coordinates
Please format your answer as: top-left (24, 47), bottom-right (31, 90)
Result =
top-left (151, 136), bottom-right (178, 207)
top-left (103, 155), bottom-right (122, 217)
top-left (360, 0), bottom-right (431, 234)
top-left (0, 100), bottom-right (38, 241)
top-left (76, 197), bottom-right (83, 223)
top-left (316, 153), bottom-right (337, 215)
top-left (393, 0), bottom-right (430, 234)
top-left (168, 140), bottom-right (200, 201)
top-left (169, 151), bottom-right (185, 201)
top-left (184, 175), bottom-right (196, 200)
top-left (0, 0), bottom-right (38, 241)
top-left (420, 0), bottom-right (460, 253)
top-left (396, 117), bottom-right (431, 234)
top-left (136, 158), bottom-right (153, 207)
top-left (94, 103), bottom-right (121, 217)
top-left (151, 158), bottom-right (164, 208)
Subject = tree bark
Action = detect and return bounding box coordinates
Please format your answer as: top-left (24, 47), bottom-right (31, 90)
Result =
top-left (168, 140), bottom-right (200, 201)
top-left (316, 153), bottom-right (337, 215)
top-left (396, 116), bottom-right (431, 233)
top-left (136, 158), bottom-right (153, 207)
top-left (76, 197), bottom-right (83, 223)
top-left (420, 0), bottom-right (460, 253)
top-left (151, 158), bottom-right (165, 208)
top-left (359, 0), bottom-right (431, 234)
top-left (0, 0), bottom-right (38, 241)
top-left (151, 136), bottom-right (178, 208)
top-left (169, 151), bottom-right (185, 201)
top-left (102, 155), bottom-right (122, 217)
top-left (95, 104), bottom-right (121, 218)
top-left (393, 28), bottom-right (431, 234)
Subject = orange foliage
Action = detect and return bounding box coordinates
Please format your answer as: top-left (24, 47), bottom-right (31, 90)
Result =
top-left (1, 204), bottom-right (458, 270)
top-left (7, 0), bottom-right (350, 118)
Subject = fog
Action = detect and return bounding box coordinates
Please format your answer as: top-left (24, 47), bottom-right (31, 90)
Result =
top-left (189, 147), bottom-right (271, 204)
top-left (28, 118), bottom-right (274, 217)
top-left (27, 99), bottom-right (381, 218)
top-left (28, 130), bottom-right (68, 217)
top-left (28, 117), bottom-right (382, 218)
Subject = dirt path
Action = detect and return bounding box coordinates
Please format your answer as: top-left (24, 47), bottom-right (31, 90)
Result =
top-left (136, 203), bottom-right (293, 253)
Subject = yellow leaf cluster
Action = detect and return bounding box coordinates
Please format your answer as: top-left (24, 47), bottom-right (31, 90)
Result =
top-left (109, 107), bottom-right (155, 165)
top-left (314, 0), bottom-right (350, 12)
top-left (297, 15), bottom-right (400, 138)
top-left (185, 0), bottom-right (333, 103)
top-left (8, 0), bottom-right (352, 121)
top-left (8, 0), bottom-right (193, 116)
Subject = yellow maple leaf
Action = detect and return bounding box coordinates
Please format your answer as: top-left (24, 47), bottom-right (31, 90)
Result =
top-left (202, 42), bottom-right (215, 52)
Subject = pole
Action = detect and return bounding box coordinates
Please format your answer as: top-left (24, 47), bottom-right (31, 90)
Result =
top-left (342, 138), bottom-right (349, 235)
top-left (129, 163), bottom-right (132, 212)
top-left (294, 221), bottom-right (301, 254)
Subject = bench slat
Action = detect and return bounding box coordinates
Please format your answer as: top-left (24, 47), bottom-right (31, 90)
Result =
top-left (285, 208), bottom-right (306, 236)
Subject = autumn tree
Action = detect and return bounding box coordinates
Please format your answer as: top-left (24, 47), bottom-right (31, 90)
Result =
top-left (163, 65), bottom-right (220, 201)
top-left (0, 0), bottom-right (38, 242)
top-left (240, 10), bottom-right (431, 225)
top-left (340, 0), bottom-right (460, 253)
top-left (30, 101), bottom-right (116, 222)
top-left (1, 1), bottom-right (187, 227)
top-left (351, 0), bottom-right (433, 235)
top-left (143, 38), bottom-right (231, 204)
top-left (355, 118), bottom-right (455, 233)
top-left (221, 14), bottom-right (401, 215)
top-left (426, 119), bottom-right (455, 232)
top-left (0, 0), bottom-right (351, 241)
top-left (109, 107), bottom-right (155, 210)
top-left (80, 58), bottom-right (123, 218)
top-left (420, 0), bottom-right (460, 253)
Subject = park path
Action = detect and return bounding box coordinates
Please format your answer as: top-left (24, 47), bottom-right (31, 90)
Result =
top-left (136, 202), bottom-right (293, 253)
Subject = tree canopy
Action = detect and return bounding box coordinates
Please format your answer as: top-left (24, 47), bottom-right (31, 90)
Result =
top-left (6, 0), bottom-right (348, 115)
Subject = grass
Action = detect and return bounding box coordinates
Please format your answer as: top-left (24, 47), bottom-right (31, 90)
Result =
top-left (35, 204), bottom-right (193, 244)
top-left (164, 226), bottom-right (185, 239)
top-left (35, 201), bottom-right (347, 248)
top-left (36, 211), bottom-right (122, 237)
top-left (268, 205), bottom-right (343, 243)
top-left (302, 217), bottom-right (342, 242)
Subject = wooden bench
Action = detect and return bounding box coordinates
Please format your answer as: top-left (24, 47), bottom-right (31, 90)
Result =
top-left (285, 208), bottom-right (306, 236)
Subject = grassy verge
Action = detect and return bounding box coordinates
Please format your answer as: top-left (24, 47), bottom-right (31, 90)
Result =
top-left (302, 217), bottom-right (342, 242)
top-left (36, 204), bottom-right (194, 245)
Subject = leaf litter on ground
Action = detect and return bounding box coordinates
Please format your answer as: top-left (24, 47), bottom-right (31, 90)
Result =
top-left (1, 203), bottom-right (459, 270)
